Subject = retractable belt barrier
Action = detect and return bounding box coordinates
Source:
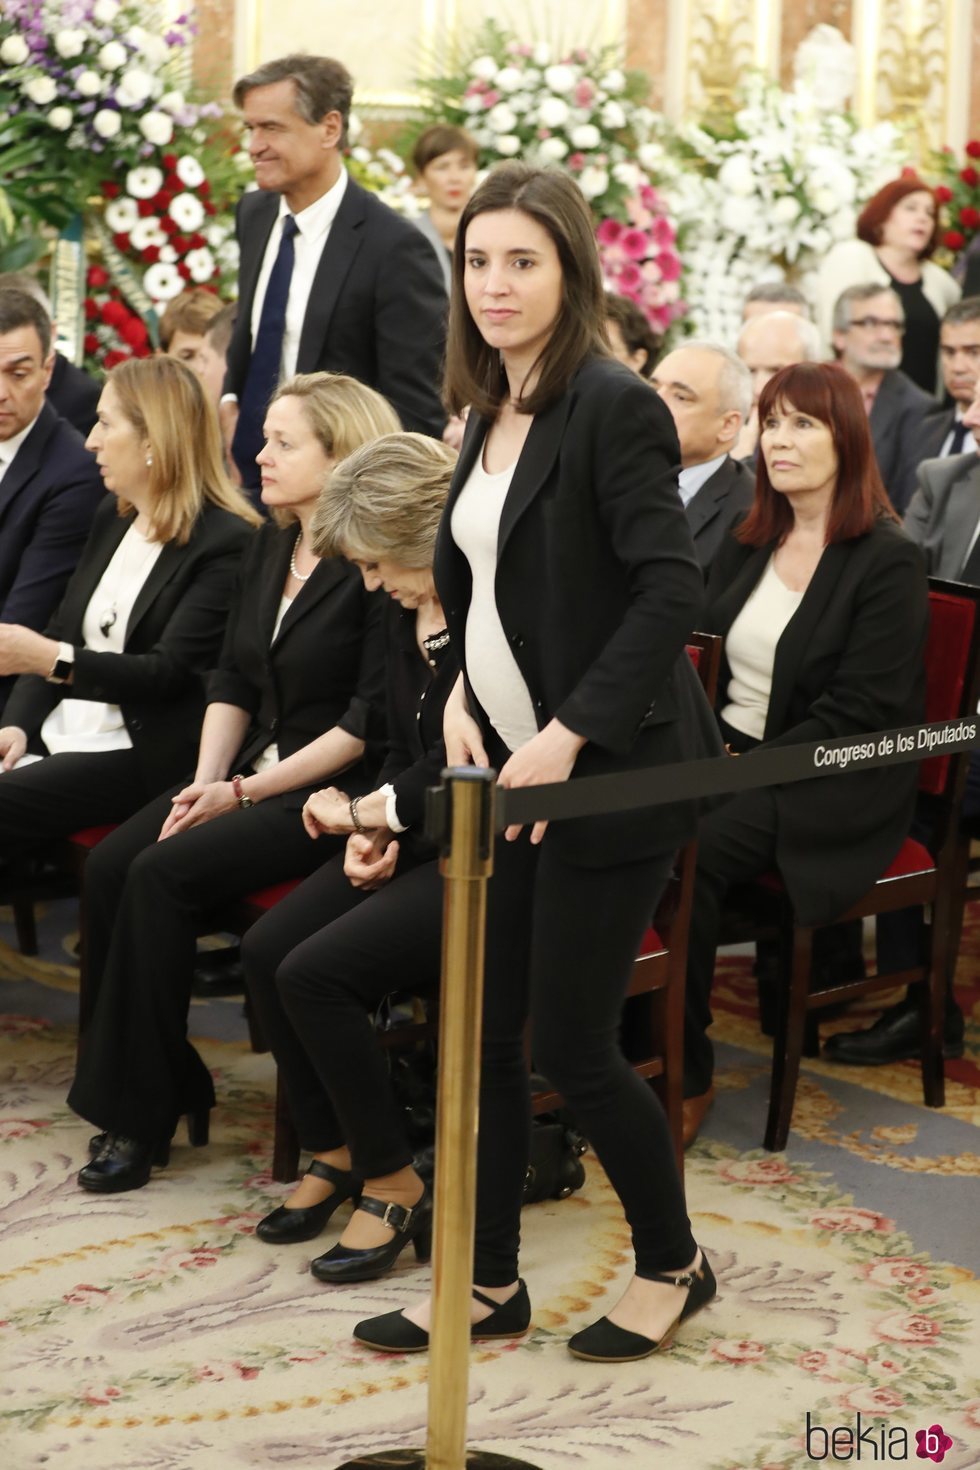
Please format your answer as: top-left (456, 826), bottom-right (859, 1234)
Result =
top-left (432, 715), bottom-right (979, 837)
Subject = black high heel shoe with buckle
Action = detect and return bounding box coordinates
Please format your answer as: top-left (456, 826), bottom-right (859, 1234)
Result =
top-left (256, 1159), bottom-right (361, 1245)
top-left (310, 1186), bottom-right (432, 1283)
top-left (353, 1279), bottom-right (532, 1353)
top-left (567, 1250), bottom-right (717, 1362)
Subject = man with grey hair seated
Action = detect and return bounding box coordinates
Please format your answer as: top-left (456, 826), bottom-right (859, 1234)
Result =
top-left (832, 282), bottom-right (934, 513)
top-left (734, 309), bottom-right (823, 461)
top-left (651, 341), bottom-right (755, 571)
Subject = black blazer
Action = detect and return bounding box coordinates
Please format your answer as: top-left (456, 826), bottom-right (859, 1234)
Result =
top-left (434, 356), bottom-right (721, 867)
top-left (47, 353), bottom-right (101, 437)
top-left (4, 498), bottom-right (255, 791)
top-left (376, 601), bottom-right (458, 838)
top-left (224, 176), bottom-right (447, 437)
top-left (685, 455), bottom-right (755, 572)
top-left (868, 368), bottom-right (936, 513)
top-left (206, 523), bottom-right (387, 807)
top-left (704, 518), bottom-right (929, 925)
top-left (0, 401), bottom-right (105, 711)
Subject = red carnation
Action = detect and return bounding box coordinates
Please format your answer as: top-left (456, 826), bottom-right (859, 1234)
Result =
top-left (141, 245), bottom-right (161, 264)
top-left (137, 199), bottom-right (156, 217)
top-left (87, 265), bottom-right (110, 288)
top-left (203, 201), bottom-right (217, 216)
top-left (160, 217), bottom-right (179, 236)
top-left (103, 350), bottom-right (129, 370)
top-left (151, 191), bottom-right (170, 212)
top-left (162, 152), bottom-right (178, 169)
top-left (134, 342), bottom-right (153, 358)
top-left (84, 333), bottom-right (100, 356)
top-left (189, 232), bottom-right (207, 249)
top-left (84, 296), bottom-right (99, 319)
top-left (960, 167), bottom-right (978, 186)
top-left (101, 181), bottom-right (121, 199)
top-left (165, 172), bottom-right (182, 193)
top-left (101, 300), bottom-right (128, 328)
top-left (112, 232), bottom-right (131, 253)
top-left (967, 140), bottom-right (980, 159)
top-left (960, 206), bottom-right (980, 229)
top-left (120, 317), bottom-right (149, 348)
top-left (945, 229), bottom-right (966, 249)
top-left (177, 262), bottom-right (192, 281)
top-left (171, 234), bottom-right (189, 254)
top-left (198, 181), bottom-right (211, 198)
top-left (934, 185), bottom-right (954, 203)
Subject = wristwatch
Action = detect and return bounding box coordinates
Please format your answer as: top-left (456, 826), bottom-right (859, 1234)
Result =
top-left (46, 642), bottom-right (75, 685)
top-left (231, 773), bottom-right (253, 808)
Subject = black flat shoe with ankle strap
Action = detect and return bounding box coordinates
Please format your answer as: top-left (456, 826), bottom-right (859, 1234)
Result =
top-left (310, 1186), bottom-right (432, 1283)
top-left (256, 1158), bottom-right (361, 1245)
top-left (567, 1251), bottom-right (717, 1362)
top-left (353, 1280), bottom-right (532, 1352)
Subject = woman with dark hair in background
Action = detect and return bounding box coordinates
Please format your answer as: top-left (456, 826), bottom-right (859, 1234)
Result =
top-left (604, 291), bottom-right (661, 378)
top-left (410, 123), bottom-right (480, 291)
top-left (355, 162), bottom-right (721, 1363)
top-left (813, 176), bottom-right (960, 393)
top-left (66, 372), bottom-right (398, 1194)
top-left (681, 361), bottom-right (929, 1129)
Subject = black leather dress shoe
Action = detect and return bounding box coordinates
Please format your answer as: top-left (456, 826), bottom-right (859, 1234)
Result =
top-left (191, 945), bottom-right (244, 998)
top-left (77, 1134), bottom-right (160, 1193)
top-left (824, 998), bottom-right (965, 1066)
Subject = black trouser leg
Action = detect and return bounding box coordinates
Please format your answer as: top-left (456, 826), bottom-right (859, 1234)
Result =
top-left (683, 788), bottom-right (780, 1097)
top-left (243, 848), bottom-right (442, 1172)
top-left (0, 750), bottom-right (153, 857)
top-left (69, 794), bottom-right (342, 1142)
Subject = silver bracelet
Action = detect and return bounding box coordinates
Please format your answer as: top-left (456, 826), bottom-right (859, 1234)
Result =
top-left (349, 795), bottom-right (368, 834)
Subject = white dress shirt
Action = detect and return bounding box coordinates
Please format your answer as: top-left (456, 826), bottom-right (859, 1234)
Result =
top-left (939, 411), bottom-right (978, 458)
top-left (248, 169), bottom-right (349, 385)
top-left (678, 453), bottom-right (727, 508)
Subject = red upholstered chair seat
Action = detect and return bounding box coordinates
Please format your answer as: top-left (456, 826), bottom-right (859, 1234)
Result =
top-left (242, 878), bottom-right (302, 911)
top-left (69, 824), bottom-right (117, 849)
top-left (638, 926), bottom-right (666, 956)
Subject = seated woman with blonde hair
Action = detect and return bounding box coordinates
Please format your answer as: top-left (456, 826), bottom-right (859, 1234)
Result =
top-left (241, 431), bottom-right (459, 1283)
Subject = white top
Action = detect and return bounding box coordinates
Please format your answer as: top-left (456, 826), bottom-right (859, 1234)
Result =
top-left (940, 411), bottom-right (978, 458)
top-left (451, 455), bottom-right (539, 753)
top-left (251, 591), bottom-right (294, 773)
top-left (249, 169), bottom-right (349, 385)
top-left (720, 557), bottom-right (803, 742)
top-left (40, 524), bottom-right (164, 755)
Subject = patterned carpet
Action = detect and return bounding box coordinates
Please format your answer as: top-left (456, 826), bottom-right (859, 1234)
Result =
top-left (2, 899), bottom-right (979, 1470)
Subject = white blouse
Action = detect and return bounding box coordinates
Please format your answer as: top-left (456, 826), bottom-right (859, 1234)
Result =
top-left (720, 557), bottom-right (803, 742)
top-left (450, 454), bottom-right (539, 754)
top-left (40, 524), bottom-right (164, 756)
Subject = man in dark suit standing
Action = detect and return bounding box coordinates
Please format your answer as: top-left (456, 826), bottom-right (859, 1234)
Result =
top-left (651, 342), bottom-right (755, 572)
top-left (0, 288), bottom-right (104, 713)
top-left (832, 283), bottom-right (934, 513)
top-left (0, 272), bottom-right (101, 438)
top-left (221, 54), bottom-right (447, 493)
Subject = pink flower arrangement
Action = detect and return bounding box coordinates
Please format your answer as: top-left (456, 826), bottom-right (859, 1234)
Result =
top-left (596, 183), bottom-right (684, 334)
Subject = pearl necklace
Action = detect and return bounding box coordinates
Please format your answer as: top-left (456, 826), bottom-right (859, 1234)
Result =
top-left (290, 533), bottom-right (313, 583)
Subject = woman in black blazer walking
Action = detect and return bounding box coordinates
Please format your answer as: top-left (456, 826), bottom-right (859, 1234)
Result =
top-left (0, 356), bottom-right (259, 851)
top-left (682, 361), bottom-right (930, 1116)
top-left (67, 372), bottom-right (398, 1193)
top-left (355, 164), bottom-right (720, 1363)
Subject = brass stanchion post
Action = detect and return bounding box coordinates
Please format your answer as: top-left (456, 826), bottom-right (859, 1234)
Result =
top-left (336, 769), bottom-right (540, 1470)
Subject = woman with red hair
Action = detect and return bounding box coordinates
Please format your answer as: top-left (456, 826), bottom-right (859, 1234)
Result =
top-left (682, 361), bottom-right (929, 1123)
top-left (813, 175), bottom-right (960, 393)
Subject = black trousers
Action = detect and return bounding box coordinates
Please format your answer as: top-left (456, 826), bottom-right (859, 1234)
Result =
top-left (67, 787), bottom-right (357, 1142)
top-left (0, 749), bottom-right (156, 855)
top-left (474, 830), bottom-right (692, 1285)
top-left (241, 844), bottom-right (443, 1177)
top-left (683, 785), bottom-right (782, 1098)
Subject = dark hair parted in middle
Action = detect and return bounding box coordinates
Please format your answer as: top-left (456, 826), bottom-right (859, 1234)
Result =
top-left (738, 361), bottom-right (899, 548)
top-left (444, 162), bottom-right (609, 420)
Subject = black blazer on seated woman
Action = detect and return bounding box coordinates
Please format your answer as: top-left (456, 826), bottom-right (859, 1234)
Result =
top-left (434, 355), bottom-right (722, 868)
top-left (206, 521), bottom-right (387, 807)
top-left (3, 497), bottom-right (254, 791)
top-left (704, 517), bottom-right (929, 925)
